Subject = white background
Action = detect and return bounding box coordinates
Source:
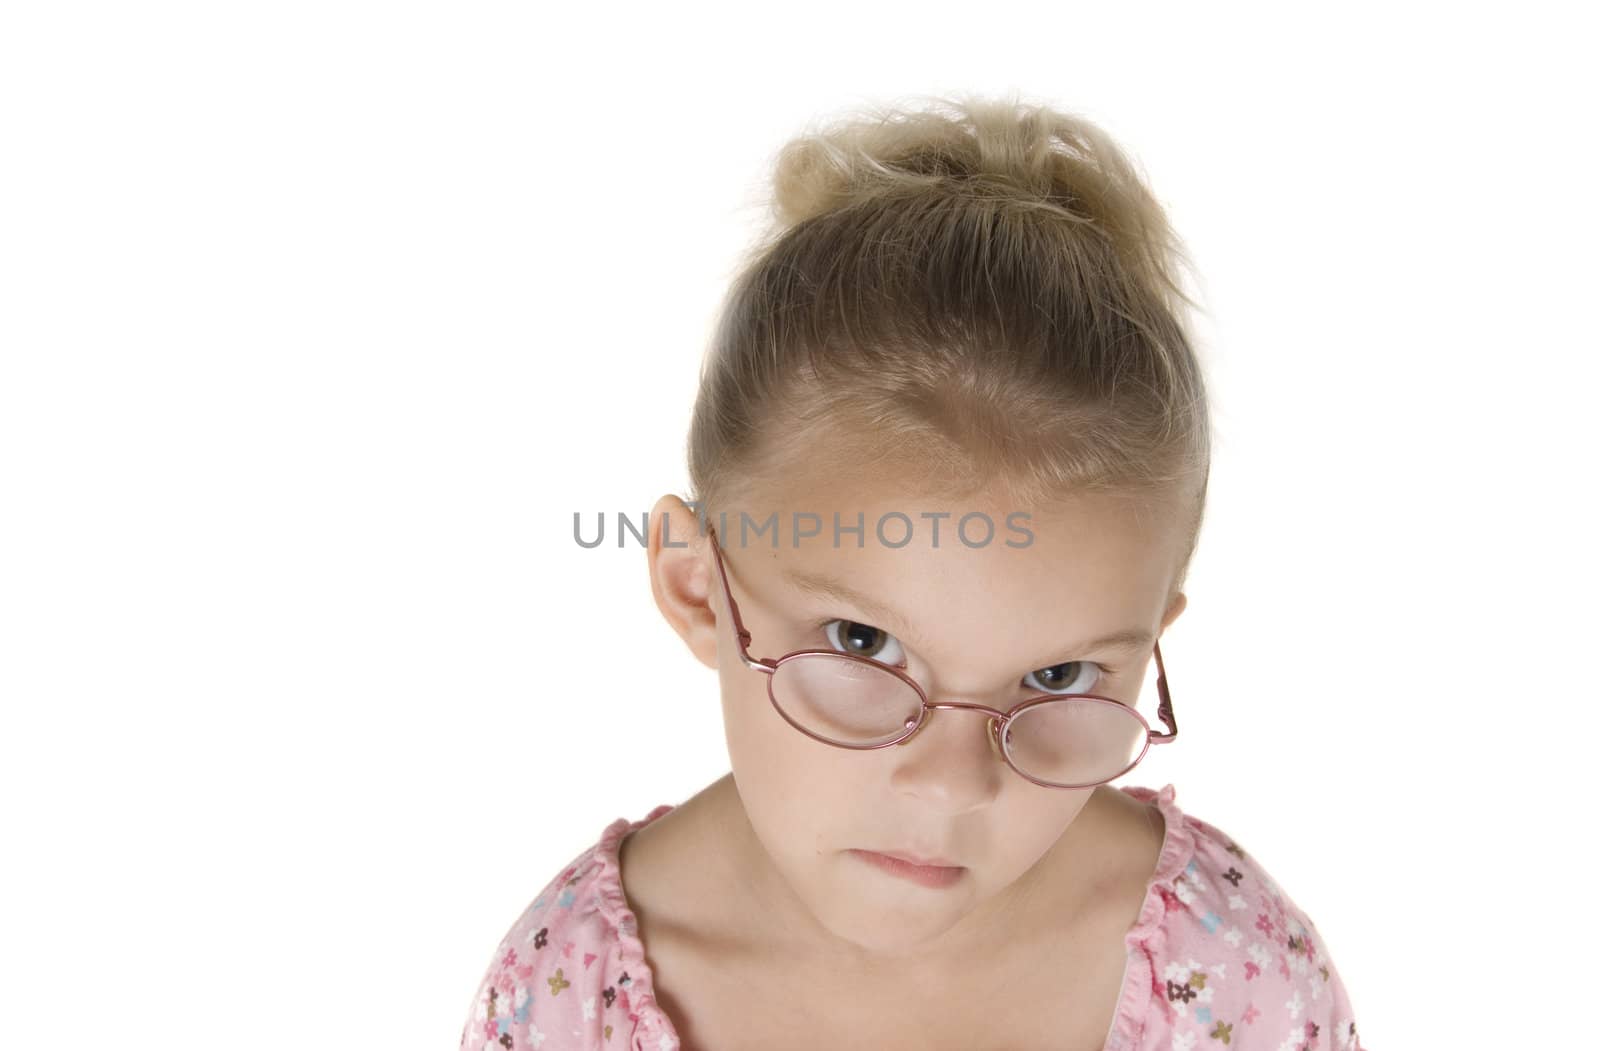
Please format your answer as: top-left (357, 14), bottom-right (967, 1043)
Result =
top-left (3, 3), bottom-right (1594, 1048)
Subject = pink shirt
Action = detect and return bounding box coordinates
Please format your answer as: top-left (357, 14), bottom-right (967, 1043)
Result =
top-left (459, 784), bottom-right (1368, 1050)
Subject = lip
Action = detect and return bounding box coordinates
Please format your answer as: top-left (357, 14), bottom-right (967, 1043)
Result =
top-left (865, 848), bottom-right (962, 869)
top-left (848, 849), bottom-right (967, 889)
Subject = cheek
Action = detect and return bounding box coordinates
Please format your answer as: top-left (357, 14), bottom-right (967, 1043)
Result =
top-left (718, 669), bottom-right (773, 753)
top-left (720, 674), bottom-right (811, 804)
top-left (1027, 791), bottom-right (1095, 835)
top-left (720, 678), bottom-right (863, 820)
top-left (721, 673), bottom-right (846, 780)
top-left (965, 791), bottom-right (1094, 867)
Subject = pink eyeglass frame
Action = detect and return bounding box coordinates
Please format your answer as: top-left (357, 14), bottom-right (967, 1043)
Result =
top-left (704, 522), bottom-right (1179, 790)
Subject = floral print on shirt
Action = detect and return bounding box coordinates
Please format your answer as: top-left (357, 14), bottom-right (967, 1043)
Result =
top-left (459, 785), bottom-right (1367, 1050)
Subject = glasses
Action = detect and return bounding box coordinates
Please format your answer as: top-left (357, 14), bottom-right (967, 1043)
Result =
top-left (705, 523), bottom-right (1178, 790)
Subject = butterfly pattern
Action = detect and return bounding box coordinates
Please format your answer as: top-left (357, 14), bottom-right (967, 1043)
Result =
top-left (457, 787), bottom-right (1367, 1050)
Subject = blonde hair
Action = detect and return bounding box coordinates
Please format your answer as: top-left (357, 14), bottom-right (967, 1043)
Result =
top-left (686, 93), bottom-right (1213, 591)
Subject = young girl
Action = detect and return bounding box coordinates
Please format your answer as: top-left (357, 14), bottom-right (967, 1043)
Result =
top-left (460, 94), bottom-right (1366, 1051)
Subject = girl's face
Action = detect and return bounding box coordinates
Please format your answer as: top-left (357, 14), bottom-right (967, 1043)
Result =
top-left (647, 474), bottom-right (1189, 978)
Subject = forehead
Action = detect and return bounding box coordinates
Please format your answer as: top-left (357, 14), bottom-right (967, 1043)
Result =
top-left (723, 462), bottom-right (1181, 569)
top-left (714, 479), bottom-right (1183, 672)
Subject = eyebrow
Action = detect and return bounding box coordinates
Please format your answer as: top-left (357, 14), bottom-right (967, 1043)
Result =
top-left (782, 567), bottom-right (1156, 665)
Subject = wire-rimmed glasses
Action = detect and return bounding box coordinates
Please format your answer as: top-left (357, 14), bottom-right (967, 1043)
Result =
top-left (706, 523), bottom-right (1178, 790)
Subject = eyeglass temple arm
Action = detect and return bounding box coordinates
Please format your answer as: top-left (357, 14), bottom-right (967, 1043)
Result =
top-left (706, 524), bottom-right (777, 675)
top-left (1150, 639), bottom-right (1177, 745)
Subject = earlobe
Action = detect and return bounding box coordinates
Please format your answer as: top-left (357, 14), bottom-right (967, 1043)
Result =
top-left (647, 494), bottom-right (720, 671)
top-left (1160, 591), bottom-right (1188, 634)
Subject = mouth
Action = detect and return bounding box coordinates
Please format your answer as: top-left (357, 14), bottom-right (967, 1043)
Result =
top-left (848, 849), bottom-right (967, 889)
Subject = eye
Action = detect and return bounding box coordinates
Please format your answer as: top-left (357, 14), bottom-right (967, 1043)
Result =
top-left (1023, 661), bottom-right (1105, 696)
top-left (821, 620), bottom-right (907, 666)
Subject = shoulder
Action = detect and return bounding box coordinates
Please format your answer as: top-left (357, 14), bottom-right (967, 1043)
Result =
top-left (1108, 785), bottom-right (1369, 1051)
top-left (458, 805), bottom-right (677, 1051)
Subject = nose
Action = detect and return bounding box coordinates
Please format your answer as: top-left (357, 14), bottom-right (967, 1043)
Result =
top-left (887, 702), bottom-right (1007, 814)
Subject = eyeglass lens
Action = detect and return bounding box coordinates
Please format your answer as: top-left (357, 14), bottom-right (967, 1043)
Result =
top-left (772, 653), bottom-right (1146, 787)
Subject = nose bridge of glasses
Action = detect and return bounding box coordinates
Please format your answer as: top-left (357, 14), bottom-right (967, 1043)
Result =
top-left (900, 696), bottom-right (1009, 755)
top-left (924, 697), bottom-right (1010, 722)
top-left (882, 693), bottom-right (991, 749)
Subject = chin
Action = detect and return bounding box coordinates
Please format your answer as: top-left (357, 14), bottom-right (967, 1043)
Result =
top-left (815, 910), bottom-right (972, 966)
top-left (802, 870), bottom-right (975, 955)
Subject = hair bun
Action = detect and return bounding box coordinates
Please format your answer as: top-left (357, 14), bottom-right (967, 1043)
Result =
top-left (765, 94), bottom-right (1188, 313)
top-left (770, 94), bottom-right (1130, 224)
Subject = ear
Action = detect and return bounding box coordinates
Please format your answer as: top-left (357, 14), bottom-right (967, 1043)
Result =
top-left (646, 493), bottom-right (720, 671)
top-left (1159, 590), bottom-right (1188, 634)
